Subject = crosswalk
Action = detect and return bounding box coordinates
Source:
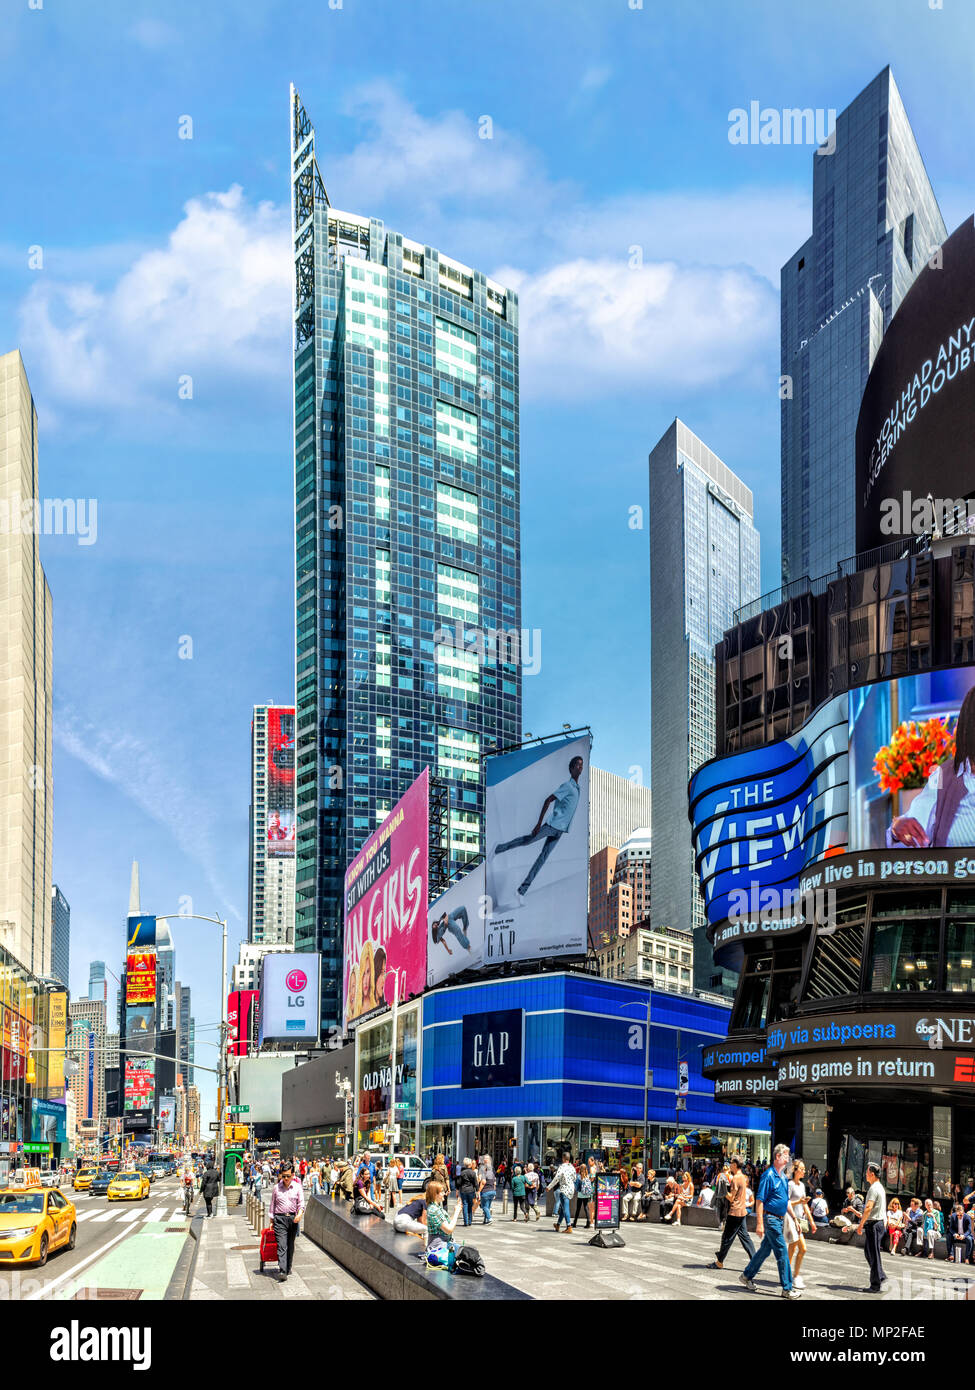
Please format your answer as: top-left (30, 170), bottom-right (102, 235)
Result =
top-left (72, 1202), bottom-right (191, 1228)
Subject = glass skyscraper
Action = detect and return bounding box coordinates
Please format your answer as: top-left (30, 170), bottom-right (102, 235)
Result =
top-left (780, 67), bottom-right (946, 584)
top-left (290, 88), bottom-right (522, 1034)
top-left (50, 885), bottom-right (69, 990)
top-left (649, 419), bottom-right (760, 997)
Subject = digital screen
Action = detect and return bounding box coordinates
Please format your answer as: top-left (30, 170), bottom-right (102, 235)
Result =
top-left (266, 707), bottom-right (295, 859)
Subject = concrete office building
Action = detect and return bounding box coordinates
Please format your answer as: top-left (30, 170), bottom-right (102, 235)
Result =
top-left (649, 419), bottom-right (760, 998)
top-left (290, 87), bottom-right (522, 1033)
top-left (0, 350), bottom-right (53, 979)
top-left (50, 885), bottom-right (69, 990)
top-left (249, 704), bottom-right (296, 946)
top-left (589, 767), bottom-right (653, 857)
top-left (68, 997), bottom-right (107, 1138)
top-left (780, 68), bottom-right (946, 583)
top-left (597, 923), bottom-right (693, 993)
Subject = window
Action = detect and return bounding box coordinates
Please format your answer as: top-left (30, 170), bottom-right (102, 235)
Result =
top-left (946, 892), bottom-right (975, 993)
top-left (868, 918), bottom-right (938, 993)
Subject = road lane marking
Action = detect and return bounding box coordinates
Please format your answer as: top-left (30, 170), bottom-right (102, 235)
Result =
top-left (25, 1225), bottom-right (138, 1301)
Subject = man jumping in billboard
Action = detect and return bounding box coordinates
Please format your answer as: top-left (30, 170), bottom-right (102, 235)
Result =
top-left (888, 687), bottom-right (975, 849)
top-left (493, 754), bottom-right (584, 899)
top-left (430, 904), bottom-right (471, 957)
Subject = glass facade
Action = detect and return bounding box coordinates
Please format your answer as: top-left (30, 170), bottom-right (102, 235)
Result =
top-left (290, 89), bottom-right (522, 1035)
top-left (780, 67), bottom-right (946, 584)
top-left (649, 420), bottom-right (760, 997)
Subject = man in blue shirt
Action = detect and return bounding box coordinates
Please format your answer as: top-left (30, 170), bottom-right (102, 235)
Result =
top-left (494, 755), bottom-right (584, 898)
top-left (739, 1144), bottom-right (801, 1299)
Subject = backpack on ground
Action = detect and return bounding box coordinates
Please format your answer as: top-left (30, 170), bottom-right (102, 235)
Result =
top-left (453, 1244), bottom-right (485, 1277)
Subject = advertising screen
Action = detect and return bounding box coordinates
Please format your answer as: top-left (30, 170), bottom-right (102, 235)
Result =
top-left (46, 991), bottom-right (67, 1093)
top-left (125, 1003), bottom-right (155, 1054)
top-left (227, 988), bottom-right (260, 1056)
top-left (126, 914), bottom-right (156, 950)
top-left (856, 215), bottom-right (975, 551)
top-left (158, 1096), bottom-right (177, 1134)
top-left (483, 734), bottom-right (590, 963)
top-left (689, 695), bottom-right (849, 926)
top-left (849, 668), bottom-right (975, 853)
top-left (266, 707), bottom-right (296, 859)
top-left (124, 1058), bottom-right (155, 1112)
top-left (342, 770), bottom-right (429, 1031)
top-left (125, 951), bottom-right (157, 1006)
top-left (426, 865), bottom-right (485, 987)
top-left (258, 953), bottom-right (321, 1045)
top-left (31, 1098), bottom-right (67, 1145)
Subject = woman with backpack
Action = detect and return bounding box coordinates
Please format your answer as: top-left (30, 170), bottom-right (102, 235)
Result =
top-left (574, 1162), bottom-right (593, 1229)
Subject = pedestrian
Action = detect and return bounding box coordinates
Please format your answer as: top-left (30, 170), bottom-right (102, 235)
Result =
top-left (424, 1180), bottom-right (462, 1245)
top-left (548, 1152), bottom-right (578, 1233)
top-left (574, 1162), bottom-right (593, 1229)
top-left (714, 1164), bottom-right (730, 1226)
top-left (738, 1144), bottom-right (801, 1299)
top-left (336, 1160), bottom-right (355, 1203)
top-left (922, 1198), bottom-right (943, 1257)
top-left (269, 1162), bottom-right (305, 1282)
top-left (510, 1164), bottom-right (528, 1220)
top-left (430, 1152), bottom-right (451, 1195)
top-left (382, 1157), bottom-right (402, 1212)
top-left (523, 1161), bottom-right (541, 1220)
top-left (786, 1157), bottom-right (813, 1290)
top-left (707, 1157), bottom-right (756, 1270)
top-left (456, 1157), bottom-right (479, 1226)
top-left (477, 1154), bottom-right (497, 1224)
top-left (856, 1162), bottom-right (888, 1293)
top-left (392, 1193), bottom-right (429, 1240)
top-left (201, 1160), bottom-right (221, 1218)
top-left (948, 1203), bottom-right (974, 1264)
top-left (902, 1197), bottom-right (923, 1256)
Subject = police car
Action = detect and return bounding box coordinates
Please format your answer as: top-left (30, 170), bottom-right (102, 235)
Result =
top-left (371, 1153), bottom-right (432, 1194)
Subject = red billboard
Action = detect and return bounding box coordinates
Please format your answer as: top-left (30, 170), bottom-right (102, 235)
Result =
top-left (126, 951), bottom-right (156, 1005)
top-left (266, 707), bottom-right (295, 859)
top-left (227, 989), bottom-right (259, 1056)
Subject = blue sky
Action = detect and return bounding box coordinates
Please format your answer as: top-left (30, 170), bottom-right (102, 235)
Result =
top-left (1, 0), bottom-right (972, 1116)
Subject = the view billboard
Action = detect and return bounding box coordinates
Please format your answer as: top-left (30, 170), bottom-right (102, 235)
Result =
top-left (343, 769), bottom-right (429, 1030)
top-left (426, 864), bottom-right (486, 988)
top-left (266, 706), bottom-right (296, 858)
top-left (258, 953), bottom-right (321, 1045)
top-left (689, 695), bottom-right (849, 927)
top-left (484, 735), bottom-right (591, 963)
top-left (125, 951), bottom-right (157, 1006)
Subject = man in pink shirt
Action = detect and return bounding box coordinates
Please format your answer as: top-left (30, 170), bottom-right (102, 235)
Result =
top-left (269, 1162), bottom-right (305, 1281)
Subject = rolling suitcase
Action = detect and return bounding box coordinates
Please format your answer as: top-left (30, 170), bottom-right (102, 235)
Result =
top-left (259, 1225), bottom-right (278, 1272)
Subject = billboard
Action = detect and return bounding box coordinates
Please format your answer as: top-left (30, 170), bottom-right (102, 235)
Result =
top-left (483, 735), bottom-right (590, 963)
top-left (342, 769), bottom-right (429, 1031)
top-left (124, 1058), bottom-right (154, 1112)
top-left (689, 695), bottom-right (849, 927)
top-left (228, 988), bottom-right (260, 1056)
top-left (126, 914), bottom-right (157, 950)
top-left (426, 865), bottom-right (485, 988)
top-left (85, 1032), bottom-right (96, 1123)
top-left (46, 991), bottom-right (67, 1093)
top-left (258, 953), bottom-right (321, 1045)
top-left (849, 668), bottom-right (975, 853)
top-left (126, 951), bottom-right (157, 1006)
top-left (158, 1095), bottom-right (177, 1134)
top-left (266, 707), bottom-right (296, 859)
top-left (31, 1098), bottom-right (67, 1145)
top-left (124, 1003), bottom-right (155, 1054)
top-left (857, 215), bottom-right (975, 551)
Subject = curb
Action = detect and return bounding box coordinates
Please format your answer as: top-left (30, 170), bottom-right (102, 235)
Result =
top-left (164, 1213), bottom-right (205, 1301)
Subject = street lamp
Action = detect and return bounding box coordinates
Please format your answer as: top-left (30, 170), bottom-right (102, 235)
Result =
top-left (154, 912), bottom-right (228, 1210)
top-left (335, 1072), bottom-right (353, 1162)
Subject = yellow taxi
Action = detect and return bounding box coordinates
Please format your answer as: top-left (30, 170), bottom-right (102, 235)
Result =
top-left (107, 1169), bottom-right (150, 1202)
top-left (73, 1167), bottom-right (97, 1192)
top-left (0, 1185), bottom-right (77, 1266)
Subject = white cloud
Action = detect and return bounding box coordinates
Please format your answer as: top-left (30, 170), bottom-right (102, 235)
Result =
top-left (56, 707), bottom-right (242, 921)
top-left (502, 256), bottom-right (778, 397)
top-left (19, 186), bottom-right (289, 414)
top-left (580, 64), bottom-right (613, 92)
top-left (129, 18), bottom-right (179, 49)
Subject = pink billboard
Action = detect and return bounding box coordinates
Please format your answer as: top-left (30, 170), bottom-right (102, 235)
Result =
top-left (343, 769), bottom-right (429, 1031)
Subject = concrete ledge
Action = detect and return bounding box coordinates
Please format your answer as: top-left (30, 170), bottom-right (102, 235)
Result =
top-left (163, 1213), bottom-right (204, 1301)
top-left (303, 1196), bottom-right (532, 1301)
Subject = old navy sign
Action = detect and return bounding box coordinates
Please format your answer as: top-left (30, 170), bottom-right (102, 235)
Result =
top-left (461, 1008), bottom-right (523, 1089)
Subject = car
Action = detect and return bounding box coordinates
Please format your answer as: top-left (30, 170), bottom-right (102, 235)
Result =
top-left (38, 1170), bottom-right (60, 1188)
top-left (73, 1168), bottom-right (97, 1192)
top-left (0, 1186), bottom-right (77, 1267)
top-left (89, 1169), bottom-right (115, 1197)
top-left (107, 1170), bottom-right (150, 1202)
top-left (134, 1164), bottom-right (156, 1185)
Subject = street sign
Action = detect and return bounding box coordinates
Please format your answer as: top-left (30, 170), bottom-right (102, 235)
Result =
top-left (394, 1102), bottom-right (409, 1111)
top-left (209, 1122), bottom-right (220, 1131)
top-left (228, 1105), bottom-right (250, 1114)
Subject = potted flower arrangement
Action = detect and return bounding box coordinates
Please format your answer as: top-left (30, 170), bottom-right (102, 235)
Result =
top-left (873, 717), bottom-right (955, 816)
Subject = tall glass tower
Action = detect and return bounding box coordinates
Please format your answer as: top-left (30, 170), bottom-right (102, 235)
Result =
top-left (649, 420), bottom-right (760, 997)
top-left (780, 67), bottom-right (945, 584)
top-left (290, 88), bottom-right (522, 1034)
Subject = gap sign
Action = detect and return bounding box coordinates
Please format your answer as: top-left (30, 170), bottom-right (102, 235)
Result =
top-left (460, 1008), bottom-right (523, 1089)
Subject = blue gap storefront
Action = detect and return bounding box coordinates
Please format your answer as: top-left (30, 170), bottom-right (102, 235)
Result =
top-left (421, 973), bottom-right (769, 1171)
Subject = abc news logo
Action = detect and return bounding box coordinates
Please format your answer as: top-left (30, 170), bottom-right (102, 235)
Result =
top-left (914, 1016), bottom-right (975, 1082)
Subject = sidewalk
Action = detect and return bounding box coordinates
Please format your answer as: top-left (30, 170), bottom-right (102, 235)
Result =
top-left (189, 1206), bottom-right (376, 1301)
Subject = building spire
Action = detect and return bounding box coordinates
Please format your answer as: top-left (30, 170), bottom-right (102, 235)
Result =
top-left (128, 859), bottom-right (141, 915)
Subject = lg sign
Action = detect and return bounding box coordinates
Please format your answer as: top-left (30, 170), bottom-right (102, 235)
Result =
top-left (286, 968), bottom-right (308, 994)
top-left (258, 952), bottom-right (320, 1046)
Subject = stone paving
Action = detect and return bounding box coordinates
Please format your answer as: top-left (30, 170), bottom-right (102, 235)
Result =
top-left (189, 1207), bottom-right (375, 1301)
top-left (450, 1206), bottom-right (975, 1301)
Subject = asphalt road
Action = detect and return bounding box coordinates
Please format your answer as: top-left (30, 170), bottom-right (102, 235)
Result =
top-left (0, 1175), bottom-right (197, 1300)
